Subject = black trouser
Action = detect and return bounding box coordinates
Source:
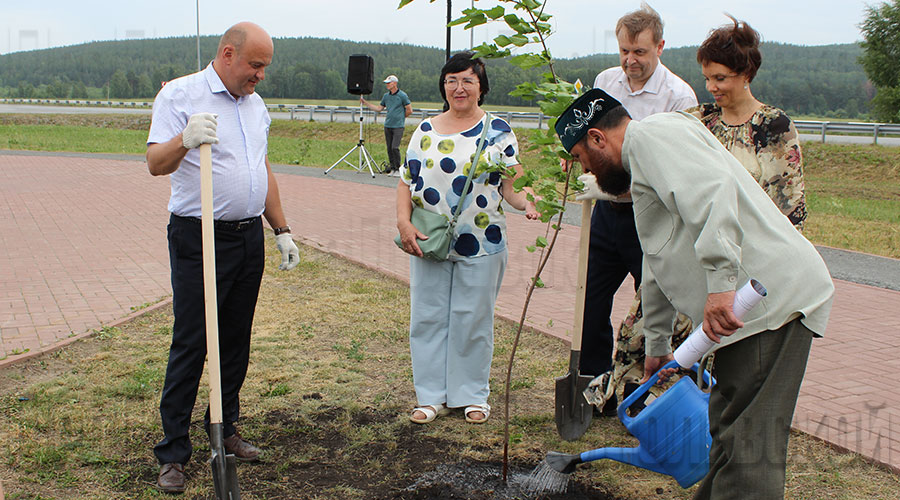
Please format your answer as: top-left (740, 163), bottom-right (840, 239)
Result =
top-left (154, 213), bottom-right (265, 465)
top-left (580, 201), bottom-right (643, 376)
top-left (384, 126), bottom-right (404, 170)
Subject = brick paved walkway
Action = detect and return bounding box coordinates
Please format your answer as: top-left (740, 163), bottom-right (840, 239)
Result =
top-left (1, 152), bottom-right (897, 472)
top-left (0, 154), bottom-right (172, 358)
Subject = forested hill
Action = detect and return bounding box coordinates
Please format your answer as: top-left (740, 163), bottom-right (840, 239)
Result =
top-left (0, 36), bottom-right (871, 118)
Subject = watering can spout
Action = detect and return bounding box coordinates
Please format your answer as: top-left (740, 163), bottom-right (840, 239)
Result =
top-left (580, 446), bottom-right (669, 476)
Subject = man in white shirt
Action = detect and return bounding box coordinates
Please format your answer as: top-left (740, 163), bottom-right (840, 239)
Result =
top-left (146, 22), bottom-right (300, 493)
top-left (592, 7), bottom-right (697, 120)
top-left (578, 3), bottom-right (697, 412)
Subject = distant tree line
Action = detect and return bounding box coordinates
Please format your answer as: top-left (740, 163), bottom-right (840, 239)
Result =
top-left (0, 36), bottom-right (874, 119)
top-left (859, 0), bottom-right (900, 122)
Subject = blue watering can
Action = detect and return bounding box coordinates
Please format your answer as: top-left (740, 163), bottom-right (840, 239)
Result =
top-left (545, 360), bottom-right (715, 488)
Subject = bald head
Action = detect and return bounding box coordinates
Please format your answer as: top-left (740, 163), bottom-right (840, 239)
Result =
top-left (213, 22), bottom-right (273, 97)
top-left (217, 22), bottom-right (271, 55)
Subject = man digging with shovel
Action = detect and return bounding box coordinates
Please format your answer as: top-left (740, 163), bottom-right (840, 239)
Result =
top-left (146, 22), bottom-right (300, 493)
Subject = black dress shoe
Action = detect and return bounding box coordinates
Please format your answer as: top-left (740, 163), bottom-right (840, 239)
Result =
top-left (157, 463), bottom-right (185, 493)
top-left (224, 432), bottom-right (261, 462)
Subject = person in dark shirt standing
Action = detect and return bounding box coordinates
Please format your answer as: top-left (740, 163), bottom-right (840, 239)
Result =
top-left (362, 74), bottom-right (412, 174)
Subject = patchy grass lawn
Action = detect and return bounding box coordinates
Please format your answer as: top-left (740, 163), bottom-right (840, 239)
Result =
top-left (802, 143), bottom-right (900, 258)
top-left (1, 236), bottom-right (897, 499)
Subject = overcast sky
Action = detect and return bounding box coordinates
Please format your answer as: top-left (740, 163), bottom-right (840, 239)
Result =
top-left (1, 0), bottom-right (876, 58)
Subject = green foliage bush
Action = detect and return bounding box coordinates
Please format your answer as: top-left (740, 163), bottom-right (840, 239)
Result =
top-left (859, 0), bottom-right (900, 122)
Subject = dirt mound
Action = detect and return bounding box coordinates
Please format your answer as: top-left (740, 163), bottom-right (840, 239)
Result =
top-left (237, 406), bottom-right (618, 499)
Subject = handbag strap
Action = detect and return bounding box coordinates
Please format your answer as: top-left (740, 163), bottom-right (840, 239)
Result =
top-left (451, 112), bottom-right (492, 223)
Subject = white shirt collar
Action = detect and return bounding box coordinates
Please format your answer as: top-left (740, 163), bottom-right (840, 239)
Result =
top-left (204, 62), bottom-right (240, 102)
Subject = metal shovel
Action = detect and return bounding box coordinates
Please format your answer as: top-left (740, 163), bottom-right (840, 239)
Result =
top-left (199, 143), bottom-right (242, 500)
top-left (554, 200), bottom-right (594, 441)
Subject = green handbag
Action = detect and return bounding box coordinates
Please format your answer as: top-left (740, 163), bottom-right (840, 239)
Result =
top-left (401, 207), bottom-right (455, 261)
top-left (394, 113), bottom-right (492, 261)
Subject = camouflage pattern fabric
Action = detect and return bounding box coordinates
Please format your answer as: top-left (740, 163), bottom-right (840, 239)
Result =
top-left (584, 285), bottom-right (698, 412)
top-left (688, 103), bottom-right (807, 231)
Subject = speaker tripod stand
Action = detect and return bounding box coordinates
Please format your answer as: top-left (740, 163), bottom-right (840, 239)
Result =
top-left (324, 100), bottom-right (377, 178)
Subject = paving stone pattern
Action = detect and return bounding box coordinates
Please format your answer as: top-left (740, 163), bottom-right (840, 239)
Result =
top-left (1, 153), bottom-right (897, 472)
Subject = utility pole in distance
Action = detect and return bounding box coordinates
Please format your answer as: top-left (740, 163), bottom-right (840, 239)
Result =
top-left (445, 0), bottom-right (451, 62)
top-left (196, 0), bottom-right (201, 71)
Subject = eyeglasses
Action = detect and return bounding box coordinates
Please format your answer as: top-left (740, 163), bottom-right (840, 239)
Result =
top-left (443, 78), bottom-right (479, 89)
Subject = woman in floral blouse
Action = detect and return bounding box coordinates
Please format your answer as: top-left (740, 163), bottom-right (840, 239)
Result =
top-left (690, 15), bottom-right (807, 230)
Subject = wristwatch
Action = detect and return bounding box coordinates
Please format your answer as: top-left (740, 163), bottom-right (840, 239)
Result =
top-left (273, 225), bottom-right (291, 235)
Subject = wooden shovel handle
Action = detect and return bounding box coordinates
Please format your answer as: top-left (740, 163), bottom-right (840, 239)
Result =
top-left (570, 200), bottom-right (593, 351)
top-left (199, 143), bottom-right (224, 425)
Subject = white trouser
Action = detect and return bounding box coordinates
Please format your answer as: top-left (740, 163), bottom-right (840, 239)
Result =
top-left (408, 250), bottom-right (507, 408)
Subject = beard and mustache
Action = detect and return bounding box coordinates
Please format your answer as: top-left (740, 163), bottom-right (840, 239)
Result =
top-left (583, 145), bottom-right (631, 196)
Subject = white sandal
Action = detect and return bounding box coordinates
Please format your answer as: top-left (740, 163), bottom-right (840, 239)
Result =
top-left (464, 403), bottom-right (491, 424)
top-left (409, 403), bottom-right (449, 424)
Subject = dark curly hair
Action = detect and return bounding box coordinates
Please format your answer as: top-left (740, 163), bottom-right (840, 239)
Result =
top-left (439, 51), bottom-right (490, 109)
top-left (696, 15), bottom-right (762, 82)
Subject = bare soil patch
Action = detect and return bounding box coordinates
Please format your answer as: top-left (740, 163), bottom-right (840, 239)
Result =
top-left (1, 238), bottom-right (897, 499)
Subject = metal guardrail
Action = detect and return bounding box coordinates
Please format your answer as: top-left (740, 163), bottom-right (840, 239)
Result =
top-left (268, 103), bottom-right (550, 129)
top-left (1, 97), bottom-right (152, 108)
top-left (274, 104), bottom-right (900, 142)
top-left (794, 120), bottom-right (900, 145)
top-left (267, 103), bottom-right (457, 123)
top-left (4, 98), bottom-right (900, 142)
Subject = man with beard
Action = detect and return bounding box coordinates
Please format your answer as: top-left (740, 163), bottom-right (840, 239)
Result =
top-left (555, 88), bottom-right (834, 499)
top-left (579, 3), bottom-right (697, 401)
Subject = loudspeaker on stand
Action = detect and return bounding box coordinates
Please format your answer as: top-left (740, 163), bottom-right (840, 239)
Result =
top-left (347, 54), bottom-right (374, 95)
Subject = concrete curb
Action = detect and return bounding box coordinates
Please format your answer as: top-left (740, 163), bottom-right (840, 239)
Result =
top-left (0, 298), bottom-right (173, 370)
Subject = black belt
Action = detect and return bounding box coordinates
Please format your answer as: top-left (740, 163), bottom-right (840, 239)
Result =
top-left (172, 214), bottom-right (259, 232)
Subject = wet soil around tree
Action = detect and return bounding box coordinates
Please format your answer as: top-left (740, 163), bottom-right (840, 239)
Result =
top-left (130, 404), bottom-right (620, 500)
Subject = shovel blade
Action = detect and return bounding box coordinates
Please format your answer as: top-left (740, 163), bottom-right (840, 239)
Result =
top-left (210, 453), bottom-right (241, 500)
top-left (554, 371), bottom-right (594, 441)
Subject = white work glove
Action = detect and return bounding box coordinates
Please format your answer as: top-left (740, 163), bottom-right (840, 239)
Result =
top-left (275, 233), bottom-right (300, 271)
top-left (575, 173), bottom-right (630, 202)
top-left (182, 112), bottom-right (218, 149)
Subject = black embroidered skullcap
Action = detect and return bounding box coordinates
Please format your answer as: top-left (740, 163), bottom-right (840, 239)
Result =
top-left (554, 88), bottom-right (623, 152)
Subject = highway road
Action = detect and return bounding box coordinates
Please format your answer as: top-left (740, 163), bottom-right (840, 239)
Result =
top-left (0, 103), bottom-right (149, 115)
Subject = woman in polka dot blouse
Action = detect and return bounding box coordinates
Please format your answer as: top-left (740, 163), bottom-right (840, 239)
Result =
top-left (395, 52), bottom-right (540, 425)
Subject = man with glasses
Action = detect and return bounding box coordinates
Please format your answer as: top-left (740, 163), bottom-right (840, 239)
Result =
top-left (361, 75), bottom-right (413, 175)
